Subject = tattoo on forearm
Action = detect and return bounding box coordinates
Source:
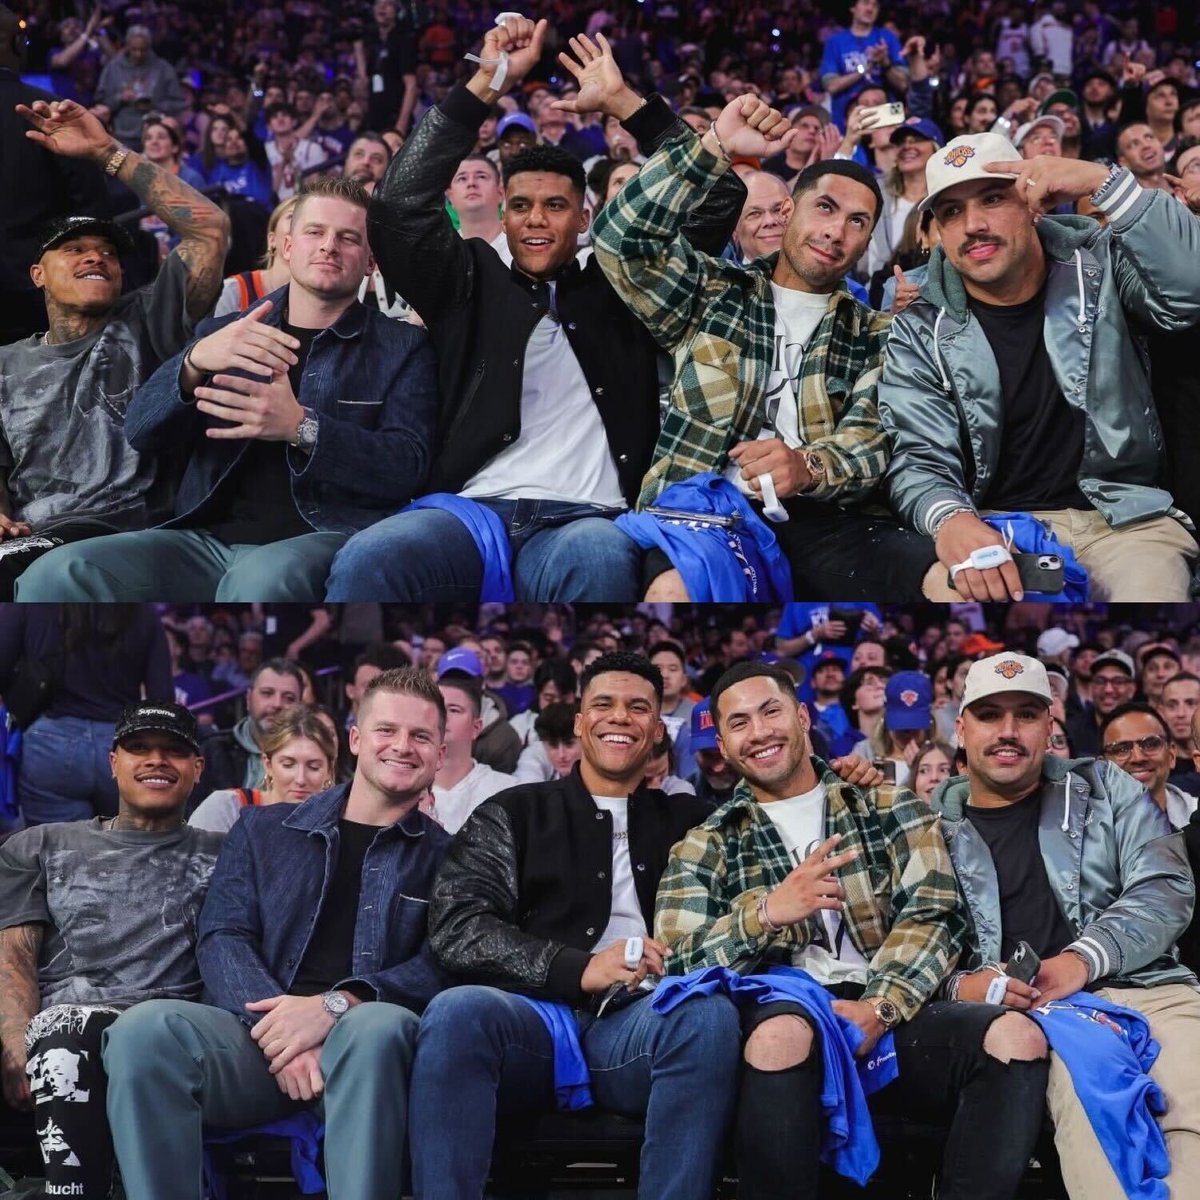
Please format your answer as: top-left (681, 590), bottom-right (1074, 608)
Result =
top-left (0, 925), bottom-right (42, 1049)
top-left (119, 153), bottom-right (230, 317)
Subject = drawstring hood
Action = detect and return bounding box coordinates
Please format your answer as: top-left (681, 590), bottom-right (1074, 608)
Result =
top-left (1062, 772), bottom-right (1073, 832)
top-left (932, 307), bottom-right (951, 391)
top-left (1072, 249), bottom-right (1086, 328)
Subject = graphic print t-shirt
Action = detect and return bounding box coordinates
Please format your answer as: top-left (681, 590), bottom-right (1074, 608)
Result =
top-left (0, 818), bottom-right (224, 1009)
top-left (725, 285), bottom-right (829, 499)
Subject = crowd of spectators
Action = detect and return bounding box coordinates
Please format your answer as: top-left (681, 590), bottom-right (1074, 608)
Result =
top-left (1, 599), bottom-right (1200, 1198)
top-left (4, 599), bottom-right (1200, 830)
top-left (1, 0), bottom-right (1200, 605)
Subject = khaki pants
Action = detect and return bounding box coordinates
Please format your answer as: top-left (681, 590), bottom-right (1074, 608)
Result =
top-left (1027, 509), bottom-right (1197, 601)
top-left (1047, 983), bottom-right (1200, 1199)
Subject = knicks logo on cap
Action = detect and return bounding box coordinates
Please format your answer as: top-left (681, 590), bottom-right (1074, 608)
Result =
top-left (945, 145), bottom-right (975, 168)
top-left (900, 690), bottom-right (919, 707)
top-left (699, 710), bottom-right (714, 732)
top-left (994, 660), bottom-right (1024, 679)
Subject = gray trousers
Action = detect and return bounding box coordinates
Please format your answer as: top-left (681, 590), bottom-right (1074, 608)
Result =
top-left (101, 999), bottom-right (418, 1200)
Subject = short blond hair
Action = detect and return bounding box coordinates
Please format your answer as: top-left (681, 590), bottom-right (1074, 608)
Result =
top-left (292, 175), bottom-right (371, 225)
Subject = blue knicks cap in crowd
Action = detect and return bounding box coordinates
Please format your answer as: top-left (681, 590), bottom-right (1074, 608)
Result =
top-left (436, 648), bottom-right (484, 678)
top-left (691, 698), bottom-right (719, 752)
top-left (890, 117), bottom-right (944, 148)
top-left (884, 671), bottom-right (933, 731)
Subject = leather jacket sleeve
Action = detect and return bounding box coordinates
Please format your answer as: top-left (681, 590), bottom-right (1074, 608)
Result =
top-left (367, 84), bottom-right (482, 330)
top-left (428, 803), bottom-right (591, 1006)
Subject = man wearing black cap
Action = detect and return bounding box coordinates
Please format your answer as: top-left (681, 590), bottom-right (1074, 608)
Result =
top-left (0, 701), bottom-right (221, 1200)
top-left (0, 97), bottom-right (229, 596)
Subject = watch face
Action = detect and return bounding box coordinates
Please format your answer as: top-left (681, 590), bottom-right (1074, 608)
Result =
top-left (876, 999), bottom-right (899, 1027)
top-left (324, 991), bottom-right (349, 1015)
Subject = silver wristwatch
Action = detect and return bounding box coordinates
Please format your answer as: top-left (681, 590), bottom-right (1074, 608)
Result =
top-left (293, 407), bottom-right (319, 451)
top-left (321, 990), bottom-right (350, 1021)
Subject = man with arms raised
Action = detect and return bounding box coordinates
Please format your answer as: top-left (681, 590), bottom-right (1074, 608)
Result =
top-left (410, 653), bottom-right (740, 1199)
top-left (19, 175), bottom-right (438, 602)
top-left (0, 99), bottom-right (229, 595)
top-left (656, 662), bottom-right (1048, 1199)
top-left (590, 38), bottom-right (941, 601)
top-left (326, 19), bottom-right (744, 601)
top-left (935, 654), bottom-right (1200, 1198)
top-left (0, 702), bottom-right (222, 1200)
top-left (879, 135), bottom-right (1200, 601)
top-left (101, 667), bottom-right (452, 1200)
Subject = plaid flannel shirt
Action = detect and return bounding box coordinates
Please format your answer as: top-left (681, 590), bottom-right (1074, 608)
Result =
top-left (653, 762), bottom-right (966, 1020)
top-left (591, 132), bottom-right (894, 510)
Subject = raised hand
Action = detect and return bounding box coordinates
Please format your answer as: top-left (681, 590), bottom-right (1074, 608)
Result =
top-left (763, 834), bottom-right (860, 927)
top-left (890, 264), bottom-right (921, 313)
top-left (984, 154), bottom-right (1111, 214)
top-left (16, 98), bottom-right (115, 161)
top-left (468, 16), bottom-right (548, 97)
top-left (553, 32), bottom-right (639, 119)
top-left (710, 94), bottom-right (798, 160)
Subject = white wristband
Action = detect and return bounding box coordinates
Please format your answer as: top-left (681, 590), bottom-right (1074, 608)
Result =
top-left (758, 473), bottom-right (789, 523)
top-left (949, 544), bottom-right (1012, 582)
top-left (624, 936), bottom-right (643, 970)
top-left (985, 975), bottom-right (1009, 1006)
top-left (464, 12), bottom-right (525, 92)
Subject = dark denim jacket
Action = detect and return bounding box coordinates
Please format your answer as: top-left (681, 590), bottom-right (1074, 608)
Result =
top-left (125, 288), bottom-right (439, 535)
top-left (196, 783), bottom-right (452, 1019)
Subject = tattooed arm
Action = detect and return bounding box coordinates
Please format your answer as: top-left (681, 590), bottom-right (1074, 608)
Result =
top-left (0, 923), bottom-right (43, 1110)
top-left (17, 99), bottom-right (232, 321)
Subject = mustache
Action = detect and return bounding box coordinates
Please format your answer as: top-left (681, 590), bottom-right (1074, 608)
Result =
top-left (985, 739), bottom-right (1028, 757)
top-left (960, 236), bottom-right (1005, 255)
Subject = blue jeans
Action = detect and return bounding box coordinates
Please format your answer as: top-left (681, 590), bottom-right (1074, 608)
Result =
top-left (19, 715), bottom-right (119, 825)
top-left (103, 999), bottom-right (419, 1200)
top-left (325, 500), bottom-right (642, 601)
top-left (409, 985), bottom-right (740, 1200)
top-left (15, 529), bottom-right (348, 602)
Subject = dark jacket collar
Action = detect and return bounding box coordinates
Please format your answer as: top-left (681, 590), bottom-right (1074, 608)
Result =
top-left (282, 781), bottom-right (428, 838)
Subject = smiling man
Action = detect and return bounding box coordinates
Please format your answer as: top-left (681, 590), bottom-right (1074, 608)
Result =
top-left (99, 667), bottom-right (453, 1200)
top-left (18, 175), bottom-right (438, 603)
top-left (0, 98), bottom-right (229, 597)
top-left (326, 18), bottom-right (745, 602)
top-left (934, 653), bottom-right (1200, 1198)
top-left (1100, 702), bottom-right (1198, 830)
top-left (655, 661), bottom-right (1047, 1200)
top-left (879, 133), bottom-right (1200, 602)
top-left (593, 75), bottom-right (944, 601)
top-left (411, 652), bottom-right (740, 1200)
top-left (0, 701), bottom-right (221, 1200)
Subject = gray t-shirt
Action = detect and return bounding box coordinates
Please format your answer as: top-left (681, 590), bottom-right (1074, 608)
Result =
top-left (0, 253), bottom-right (194, 531)
top-left (0, 817), bottom-right (224, 1010)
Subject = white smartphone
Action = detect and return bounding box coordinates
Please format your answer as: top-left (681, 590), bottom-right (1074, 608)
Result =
top-left (860, 101), bottom-right (906, 129)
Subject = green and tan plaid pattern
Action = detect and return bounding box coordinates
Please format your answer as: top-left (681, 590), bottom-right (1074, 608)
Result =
top-left (653, 763), bottom-right (966, 1020)
top-left (591, 133), bottom-right (894, 510)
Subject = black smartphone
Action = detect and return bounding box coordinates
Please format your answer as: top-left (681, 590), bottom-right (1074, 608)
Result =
top-left (947, 552), bottom-right (1064, 594)
top-left (1006, 941), bottom-right (1041, 985)
top-left (871, 758), bottom-right (897, 783)
top-left (826, 607), bottom-right (864, 643)
top-left (1014, 552), bottom-right (1064, 595)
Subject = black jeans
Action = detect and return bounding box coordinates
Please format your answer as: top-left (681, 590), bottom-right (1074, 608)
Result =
top-left (736, 999), bottom-right (1049, 1200)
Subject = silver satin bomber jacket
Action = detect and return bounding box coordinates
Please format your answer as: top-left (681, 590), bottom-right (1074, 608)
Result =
top-left (933, 754), bottom-right (1198, 992)
top-left (877, 169), bottom-right (1200, 538)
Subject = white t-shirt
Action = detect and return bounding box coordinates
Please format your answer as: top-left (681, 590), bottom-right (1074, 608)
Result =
top-left (591, 795), bottom-right (647, 951)
top-left (725, 284), bottom-right (829, 498)
top-left (431, 761), bottom-right (516, 834)
top-left (460, 287), bottom-right (625, 507)
top-left (762, 782), bottom-right (869, 986)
